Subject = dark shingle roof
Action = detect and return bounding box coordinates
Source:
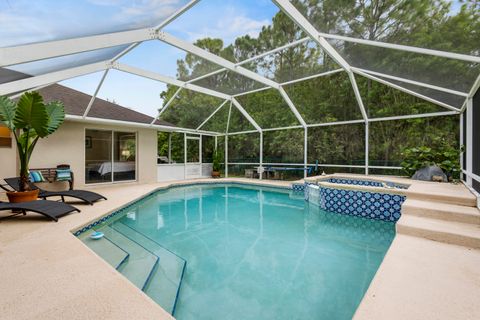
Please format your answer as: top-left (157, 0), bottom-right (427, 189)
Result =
top-left (1, 68), bottom-right (174, 127)
top-left (38, 84), bottom-right (173, 126)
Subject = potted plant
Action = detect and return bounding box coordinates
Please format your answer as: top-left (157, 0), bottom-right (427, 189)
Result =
top-left (0, 92), bottom-right (65, 202)
top-left (211, 149), bottom-right (221, 178)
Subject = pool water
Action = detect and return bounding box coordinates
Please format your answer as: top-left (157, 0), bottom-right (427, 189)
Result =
top-left (80, 184), bottom-right (395, 320)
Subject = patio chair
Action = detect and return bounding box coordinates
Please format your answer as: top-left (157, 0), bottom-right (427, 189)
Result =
top-left (3, 177), bottom-right (107, 205)
top-left (0, 200), bottom-right (80, 222)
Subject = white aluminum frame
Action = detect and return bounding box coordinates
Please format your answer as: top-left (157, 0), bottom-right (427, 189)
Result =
top-left (83, 69), bottom-right (109, 118)
top-left (1, 0), bottom-right (478, 185)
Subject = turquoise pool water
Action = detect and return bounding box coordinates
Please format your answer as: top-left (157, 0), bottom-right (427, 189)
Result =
top-left (79, 184), bottom-right (395, 320)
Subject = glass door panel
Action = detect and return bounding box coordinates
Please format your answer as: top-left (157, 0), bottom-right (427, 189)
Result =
top-left (85, 129), bottom-right (112, 184)
top-left (113, 132), bottom-right (136, 182)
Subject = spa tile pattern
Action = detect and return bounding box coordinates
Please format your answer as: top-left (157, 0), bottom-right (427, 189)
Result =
top-left (328, 178), bottom-right (384, 187)
top-left (326, 178), bottom-right (409, 190)
top-left (318, 187), bottom-right (406, 222)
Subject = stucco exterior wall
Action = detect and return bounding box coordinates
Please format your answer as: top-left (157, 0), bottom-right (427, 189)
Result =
top-left (0, 140), bottom-right (17, 182)
top-left (19, 120), bottom-right (159, 188)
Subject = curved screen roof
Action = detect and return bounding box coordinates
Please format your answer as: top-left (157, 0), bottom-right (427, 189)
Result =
top-left (0, 0), bottom-right (478, 135)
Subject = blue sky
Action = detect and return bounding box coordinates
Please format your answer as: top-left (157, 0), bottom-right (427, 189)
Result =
top-left (1, 0), bottom-right (279, 117)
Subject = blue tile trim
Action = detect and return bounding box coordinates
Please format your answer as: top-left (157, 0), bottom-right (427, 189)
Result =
top-left (325, 178), bottom-right (409, 190)
top-left (73, 181), bottom-right (293, 236)
top-left (328, 178), bottom-right (384, 187)
top-left (312, 186), bottom-right (406, 222)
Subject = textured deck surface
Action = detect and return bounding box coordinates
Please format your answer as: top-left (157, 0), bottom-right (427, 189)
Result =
top-left (1, 177), bottom-right (479, 320)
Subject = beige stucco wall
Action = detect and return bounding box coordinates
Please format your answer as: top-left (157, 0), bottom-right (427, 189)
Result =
top-left (0, 140), bottom-right (17, 182)
top-left (3, 120), bottom-right (158, 188)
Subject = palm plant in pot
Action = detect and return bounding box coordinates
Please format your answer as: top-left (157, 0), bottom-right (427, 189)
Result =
top-left (0, 92), bottom-right (65, 202)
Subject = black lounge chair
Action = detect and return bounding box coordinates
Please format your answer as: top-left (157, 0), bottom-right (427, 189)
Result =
top-left (3, 177), bottom-right (107, 205)
top-left (0, 200), bottom-right (80, 222)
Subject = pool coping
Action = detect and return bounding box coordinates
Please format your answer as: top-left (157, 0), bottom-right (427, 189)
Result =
top-left (1, 176), bottom-right (479, 320)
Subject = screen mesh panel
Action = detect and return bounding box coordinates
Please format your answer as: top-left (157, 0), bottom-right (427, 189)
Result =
top-left (7, 45), bottom-right (129, 76)
top-left (191, 70), bottom-right (266, 96)
top-left (160, 87), bottom-right (225, 129)
top-left (366, 74), bottom-right (467, 109)
top-left (330, 40), bottom-right (480, 93)
top-left (119, 41), bottom-right (223, 81)
top-left (369, 115), bottom-right (459, 167)
top-left (164, 0), bottom-right (306, 63)
top-left (243, 40), bottom-right (340, 83)
top-left (96, 69), bottom-right (167, 118)
top-left (308, 124), bottom-right (365, 165)
top-left (228, 106), bottom-right (257, 133)
top-left (284, 72), bottom-right (363, 124)
top-left (356, 75), bottom-right (447, 118)
top-left (202, 135), bottom-right (216, 163)
top-left (263, 128), bottom-right (304, 163)
top-left (0, 0), bottom-right (190, 47)
top-left (289, 0), bottom-right (480, 56)
top-left (228, 133), bottom-right (260, 163)
top-left (201, 103), bottom-right (229, 133)
top-left (473, 89), bottom-right (480, 192)
top-left (235, 89), bottom-right (300, 128)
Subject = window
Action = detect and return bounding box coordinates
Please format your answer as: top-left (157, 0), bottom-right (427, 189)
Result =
top-left (85, 129), bottom-right (136, 184)
top-left (0, 124), bottom-right (12, 148)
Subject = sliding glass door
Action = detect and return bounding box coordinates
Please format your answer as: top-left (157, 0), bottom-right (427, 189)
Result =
top-left (114, 132), bottom-right (136, 182)
top-left (85, 129), bottom-right (136, 184)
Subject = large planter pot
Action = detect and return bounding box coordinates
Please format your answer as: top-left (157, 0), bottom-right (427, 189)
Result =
top-left (6, 189), bottom-right (39, 203)
top-left (211, 171), bottom-right (221, 178)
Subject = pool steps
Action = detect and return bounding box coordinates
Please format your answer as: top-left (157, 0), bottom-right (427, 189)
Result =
top-left (112, 222), bottom-right (186, 315)
top-left (77, 233), bottom-right (130, 270)
top-left (398, 198), bottom-right (480, 249)
top-left (402, 199), bottom-right (480, 224)
top-left (405, 190), bottom-right (477, 207)
top-left (397, 215), bottom-right (480, 249)
top-left (86, 222), bottom-right (186, 315)
top-left (301, 177), bottom-right (480, 248)
top-left (101, 225), bottom-right (159, 290)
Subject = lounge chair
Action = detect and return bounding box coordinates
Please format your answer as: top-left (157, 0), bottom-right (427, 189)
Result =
top-left (2, 177), bottom-right (107, 205)
top-left (0, 200), bottom-right (80, 222)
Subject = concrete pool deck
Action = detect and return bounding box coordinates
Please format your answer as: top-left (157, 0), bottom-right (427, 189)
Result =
top-left (1, 177), bottom-right (479, 319)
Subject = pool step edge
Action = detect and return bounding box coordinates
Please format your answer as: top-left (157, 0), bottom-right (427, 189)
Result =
top-left (113, 222), bottom-right (187, 315)
top-left (396, 214), bottom-right (480, 249)
top-left (100, 225), bottom-right (160, 290)
top-left (402, 199), bottom-right (480, 225)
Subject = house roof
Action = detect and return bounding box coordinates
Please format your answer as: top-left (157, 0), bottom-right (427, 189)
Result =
top-left (38, 84), bottom-right (174, 127)
top-left (1, 68), bottom-right (174, 127)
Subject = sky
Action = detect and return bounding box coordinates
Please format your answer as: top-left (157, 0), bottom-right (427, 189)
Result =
top-left (1, 0), bottom-right (465, 118)
top-left (1, 0), bottom-right (278, 117)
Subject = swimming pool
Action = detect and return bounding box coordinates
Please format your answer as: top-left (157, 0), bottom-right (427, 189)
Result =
top-left (77, 183), bottom-right (395, 320)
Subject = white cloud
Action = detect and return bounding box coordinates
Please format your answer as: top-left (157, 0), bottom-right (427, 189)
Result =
top-left (86, 0), bottom-right (125, 5)
top-left (88, 0), bottom-right (184, 27)
top-left (180, 9), bottom-right (270, 45)
top-left (0, 13), bottom-right (55, 46)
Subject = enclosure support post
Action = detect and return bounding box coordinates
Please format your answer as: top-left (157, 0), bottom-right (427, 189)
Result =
top-left (225, 135), bottom-right (229, 178)
top-left (460, 113), bottom-right (464, 181)
top-left (83, 69), bottom-right (109, 118)
top-left (259, 131), bottom-right (263, 180)
top-left (184, 133), bottom-right (187, 179)
top-left (365, 122), bottom-right (369, 175)
top-left (168, 133), bottom-right (172, 164)
top-left (304, 127), bottom-right (308, 179)
top-left (225, 102), bottom-right (232, 178)
top-left (199, 134), bottom-right (202, 176)
top-left (466, 98), bottom-right (473, 186)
